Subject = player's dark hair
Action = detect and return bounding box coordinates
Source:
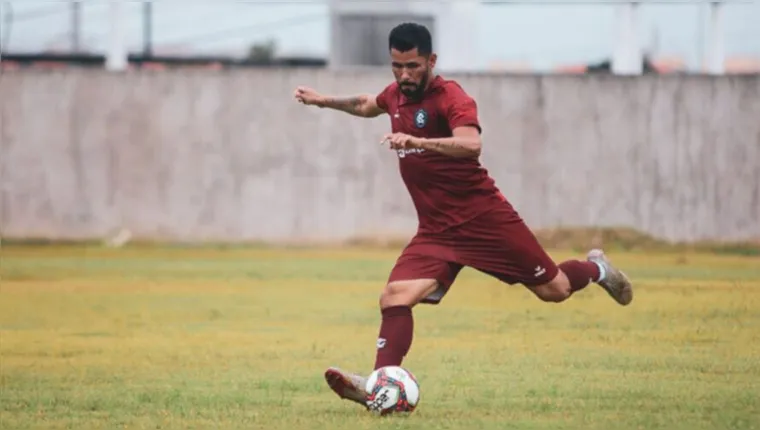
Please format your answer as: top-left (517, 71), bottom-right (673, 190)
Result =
top-left (388, 22), bottom-right (433, 56)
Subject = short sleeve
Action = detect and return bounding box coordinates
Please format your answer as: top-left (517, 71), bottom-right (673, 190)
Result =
top-left (441, 83), bottom-right (481, 134)
top-left (375, 83), bottom-right (396, 113)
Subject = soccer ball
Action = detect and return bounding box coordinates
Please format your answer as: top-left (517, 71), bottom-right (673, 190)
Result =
top-left (364, 366), bottom-right (420, 415)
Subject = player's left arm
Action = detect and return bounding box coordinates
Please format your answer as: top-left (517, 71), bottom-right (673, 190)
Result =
top-left (417, 126), bottom-right (481, 158)
top-left (415, 86), bottom-right (482, 158)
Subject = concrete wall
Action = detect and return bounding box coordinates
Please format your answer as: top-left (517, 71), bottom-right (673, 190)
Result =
top-left (1, 69), bottom-right (758, 243)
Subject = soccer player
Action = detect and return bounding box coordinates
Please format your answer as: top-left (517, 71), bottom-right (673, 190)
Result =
top-left (293, 22), bottom-right (633, 408)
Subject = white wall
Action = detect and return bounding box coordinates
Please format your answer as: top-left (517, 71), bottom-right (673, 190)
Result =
top-left (1, 69), bottom-right (759, 243)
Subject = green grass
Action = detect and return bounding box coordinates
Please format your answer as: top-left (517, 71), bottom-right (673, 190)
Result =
top-left (1, 245), bottom-right (759, 429)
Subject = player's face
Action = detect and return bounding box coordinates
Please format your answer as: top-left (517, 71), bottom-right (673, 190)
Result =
top-left (391, 48), bottom-right (436, 99)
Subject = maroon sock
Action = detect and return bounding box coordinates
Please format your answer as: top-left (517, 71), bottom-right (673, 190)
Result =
top-left (373, 306), bottom-right (414, 370)
top-left (559, 260), bottom-right (601, 292)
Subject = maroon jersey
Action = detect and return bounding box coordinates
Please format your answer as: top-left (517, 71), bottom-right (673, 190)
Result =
top-left (376, 75), bottom-right (514, 233)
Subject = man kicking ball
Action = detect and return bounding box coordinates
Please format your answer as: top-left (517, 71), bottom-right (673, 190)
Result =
top-left (293, 22), bottom-right (633, 408)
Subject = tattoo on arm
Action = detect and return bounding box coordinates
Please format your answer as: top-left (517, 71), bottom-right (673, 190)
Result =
top-left (321, 95), bottom-right (367, 117)
top-left (430, 139), bottom-right (467, 151)
top-left (420, 136), bottom-right (481, 158)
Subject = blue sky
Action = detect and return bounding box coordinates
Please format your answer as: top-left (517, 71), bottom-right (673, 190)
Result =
top-left (2, 1), bottom-right (758, 71)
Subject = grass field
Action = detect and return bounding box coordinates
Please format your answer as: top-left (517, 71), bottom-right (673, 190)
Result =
top-left (1, 244), bottom-right (759, 429)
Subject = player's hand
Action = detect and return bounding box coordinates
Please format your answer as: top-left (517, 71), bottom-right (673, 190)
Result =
top-left (381, 133), bottom-right (422, 150)
top-left (293, 86), bottom-right (324, 107)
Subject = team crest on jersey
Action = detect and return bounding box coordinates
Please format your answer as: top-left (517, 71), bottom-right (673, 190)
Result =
top-left (414, 109), bottom-right (428, 128)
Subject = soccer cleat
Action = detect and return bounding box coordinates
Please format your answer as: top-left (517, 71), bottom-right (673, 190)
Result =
top-left (324, 367), bottom-right (369, 408)
top-left (587, 249), bottom-right (633, 306)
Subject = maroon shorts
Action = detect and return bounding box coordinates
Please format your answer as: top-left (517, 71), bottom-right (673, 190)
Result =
top-left (387, 203), bottom-right (559, 304)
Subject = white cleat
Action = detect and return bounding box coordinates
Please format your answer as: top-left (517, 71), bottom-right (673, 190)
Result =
top-left (587, 249), bottom-right (633, 306)
top-left (324, 367), bottom-right (369, 408)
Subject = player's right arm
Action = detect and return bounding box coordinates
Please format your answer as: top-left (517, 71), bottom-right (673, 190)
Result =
top-left (294, 86), bottom-right (384, 118)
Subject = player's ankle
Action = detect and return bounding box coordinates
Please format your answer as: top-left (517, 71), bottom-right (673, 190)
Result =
top-left (593, 261), bottom-right (607, 282)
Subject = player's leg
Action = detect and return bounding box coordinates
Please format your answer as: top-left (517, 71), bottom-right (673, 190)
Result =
top-left (525, 253), bottom-right (598, 303)
top-left (457, 206), bottom-right (632, 305)
top-left (324, 241), bottom-right (461, 407)
top-left (324, 278), bottom-right (456, 407)
top-left (374, 278), bottom-right (436, 369)
top-left (526, 249), bottom-right (632, 305)
top-left (375, 248), bottom-right (461, 367)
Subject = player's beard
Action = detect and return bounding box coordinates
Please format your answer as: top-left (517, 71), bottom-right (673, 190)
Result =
top-left (399, 68), bottom-right (430, 100)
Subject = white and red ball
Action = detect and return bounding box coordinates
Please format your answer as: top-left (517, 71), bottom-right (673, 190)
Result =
top-left (364, 366), bottom-right (420, 415)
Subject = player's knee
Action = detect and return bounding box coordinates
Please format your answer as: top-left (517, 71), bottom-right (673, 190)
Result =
top-left (530, 273), bottom-right (571, 303)
top-left (535, 286), bottom-right (571, 303)
top-left (379, 279), bottom-right (438, 309)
